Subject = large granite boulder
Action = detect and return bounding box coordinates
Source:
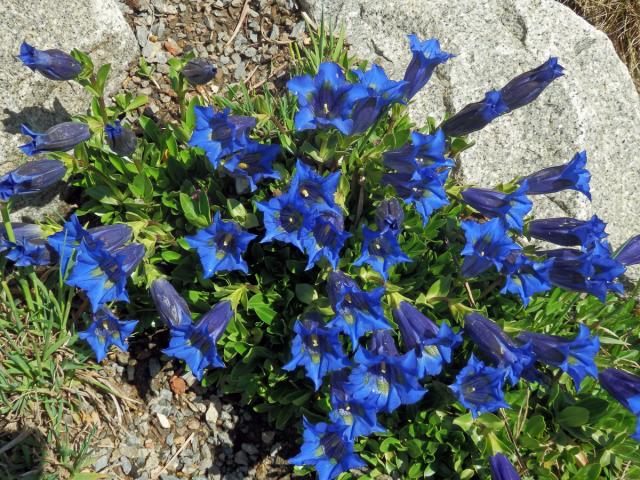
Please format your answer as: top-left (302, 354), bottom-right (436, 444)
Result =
top-left (301, 0), bottom-right (640, 257)
top-left (0, 0), bottom-right (138, 216)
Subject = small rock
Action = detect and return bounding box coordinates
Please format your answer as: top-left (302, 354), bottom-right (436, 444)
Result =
top-left (157, 412), bottom-right (171, 429)
top-left (187, 418), bottom-right (200, 430)
top-left (145, 451), bottom-right (160, 471)
top-left (136, 24), bottom-right (149, 47)
top-left (204, 401), bottom-right (220, 429)
top-left (290, 21), bottom-right (306, 40)
top-left (234, 450), bottom-right (249, 466)
top-left (120, 456), bottom-right (132, 475)
top-left (241, 443), bottom-right (259, 456)
top-left (261, 431), bottom-right (275, 445)
top-left (164, 38), bottom-right (182, 56)
top-left (244, 47), bottom-right (257, 58)
top-left (93, 454), bottom-right (109, 471)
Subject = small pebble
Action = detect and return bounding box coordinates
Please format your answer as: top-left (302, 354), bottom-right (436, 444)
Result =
top-left (157, 413), bottom-right (171, 429)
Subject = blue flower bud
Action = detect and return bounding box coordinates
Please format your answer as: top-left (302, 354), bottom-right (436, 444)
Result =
top-left (461, 181), bottom-right (532, 232)
top-left (18, 41), bottom-right (81, 81)
top-left (523, 151), bottom-right (591, 199)
top-left (403, 34), bottom-right (453, 100)
top-left (489, 453), bottom-right (521, 480)
top-left (500, 57), bottom-right (564, 111)
top-left (0, 159), bottom-right (66, 202)
top-left (150, 278), bottom-right (193, 328)
top-left (20, 122), bottom-right (90, 156)
top-left (0, 223), bottom-right (56, 266)
top-left (182, 58), bottom-right (217, 85)
top-left (528, 216), bottom-right (607, 249)
top-left (598, 368), bottom-right (640, 441)
top-left (105, 121), bottom-right (137, 156)
top-left (441, 90), bottom-right (508, 137)
top-left (615, 234), bottom-right (640, 266)
top-left (375, 198), bottom-right (405, 234)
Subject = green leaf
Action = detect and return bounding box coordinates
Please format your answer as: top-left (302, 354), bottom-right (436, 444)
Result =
top-left (557, 406), bottom-right (590, 428)
top-left (95, 63), bottom-right (111, 96)
top-left (125, 95), bottom-right (149, 112)
top-left (295, 284), bottom-right (317, 304)
top-left (179, 192), bottom-right (209, 228)
top-left (248, 294), bottom-right (277, 324)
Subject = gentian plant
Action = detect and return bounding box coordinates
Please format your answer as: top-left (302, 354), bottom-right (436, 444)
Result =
top-left (3, 25), bottom-right (640, 479)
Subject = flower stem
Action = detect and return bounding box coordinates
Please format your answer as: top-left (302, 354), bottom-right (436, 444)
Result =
top-left (1, 202), bottom-right (15, 243)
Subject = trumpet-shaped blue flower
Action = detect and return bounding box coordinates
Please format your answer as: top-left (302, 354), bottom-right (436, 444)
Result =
top-left (20, 122), bottom-right (90, 156)
top-left (329, 371), bottom-right (385, 440)
top-left (460, 219), bottom-right (521, 277)
top-left (289, 418), bottom-right (366, 480)
top-left (528, 215), bottom-right (607, 249)
top-left (162, 300), bottom-right (233, 380)
top-left (66, 242), bottom-right (144, 312)
top-left (461, 181), bottom-right (532, 232)
top-left (182, 58), bottom-right (217, 85)
top-left (450, 354), bottom-right (509, 418)
top-left (150, 278), bottom-right (193, 328)
top-left (441, 90), bottom-right (509, 137)
top-left (464, 313), bottom-right (535, 386)
top-left (289, 159), bottom-right (340, 212)
top-left (185, 212), bottom-right (256, 278)
top-left (78, 307), bottom-right (138, 362)
top-left (48, 215), bottom-right (132, 275)
top-left (223, 140), bottom-right (281, 192)
top-left (500, 252), bottom-right (554, 306)
top-left (348, 64), bottom-right (407, 134)
top-left (598, 368), bottom-right (640, 441)
top-left (287, 62), bottom-right (368, 135)
top-left (188, 106), bottom-right (256, 168)
top-left (256, 190), bottom-right (313, 253)
top-left (403, 35), bottom-right (453, 100)
top-left (489, 453), bottom-right (521, 480)
top-left (383, 167), bottom-right (450, 225)
top-left (517, 324), bottom-right (599, 391)
top-left (347, 331), bottom-right (426, 412)
top-left (353, 226), bottom-right (411, 280)
top-left (0, 223), bottom-right (56, 266)
top-left (18, 41), bottom-right (81, 81)
top-left (105, 121), bottom-right (137, 156)
top-left (327, 271), bottom-right (391, 348)
top-left (616, 234), bottom-right (640, 266)
top-left (282, 314), bottom-right (351, 390)
top-left (383, 130), bottom-right (452, 174)
top-left (0, 159), bottom-right (66, 202)
top-left (500, 57), bottom-right (564, 111)
top-left (393, 301), bottom-right (462, 377)
top-left (375, 198), bottom-right (405, 235)
top-left (303, 211), bottom-right (351, 270)
top-left (523, 151), bottom-right (591, 199)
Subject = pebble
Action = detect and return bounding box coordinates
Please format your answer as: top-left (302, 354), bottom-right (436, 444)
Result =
top-left (241, 443), bottom-right (259, 456)
top-left (120, 456), bottom-right (132, 475)
top-left (94, 454), bottom-right (110, 471)
top-left (234, 450), bottom-right (249, 466)
top-left (205, 402), bottom-right (219, 429)
top-left (261, 431), bottom-right (275, 445)
top-left (157, 413), bottom-right (171, 429)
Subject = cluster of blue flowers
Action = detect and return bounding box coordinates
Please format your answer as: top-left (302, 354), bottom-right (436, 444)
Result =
top-left (6, 36), bottom-right (640, 480)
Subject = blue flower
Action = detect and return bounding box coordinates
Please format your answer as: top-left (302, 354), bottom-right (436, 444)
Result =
top-left (598, 368), bottom-right (640, 441)
top-left (349, 64), bottom-right (407, 134)
top-left (20, 122), bottom-right (90, 156)
top-left (403, 34), bottom-right (454, 100)
top-left (78, 307), bottom-right (138, 362)
top-left (441, 90), bottom-right (509, 137)
top-left (523, 151), bottom-right (591, 199)
top-left (383, 130), bottom-right (452, 173)
top-left (616, 234), bottom-right (640, 266)
top-left (223, 140), bottom-right (281, 192)
top-left (287, 62), bottom-right (368, 135)
top-left (256, 190), bottom-right (314, 253)
top-left (329, 371), bottom-right (385, 440)
top-left (105, 121), bottom-right (137, 157)
top-left (326, 271), bottom-right (391, 349)
top-left (0, 223), bottom-right (56, 267)
top-left (383, 167), bottom-right (450, 226)
top-left (500, 252), bottom-right (554, 306)
top-left (303, 211), bottom-right (351, 270)
top-left (182, 58), bottom-right (217, 85)
top-left (18, 41), bottom-right (81, 81)
top-left (460, 219), bottom-right (522, 277)
top-left (185, 212), bottom-right (256, 278)
top-left (289, 159), bottom-right (340, 212)
top-left (289, 418), bottom-right (366, 480)
top-left (347, 330), bottom-right (427, 412)
top-left (0, 159), bottom-right (66, 202)
top-left (162, 300), bottom-right (233, 380)
top-left (528, 215), bottom-right (606, 250)
top-left (150, 278), bottom-right (193, 328)
top-left (489, 453), bottom-right (521, 480)
top-left (66, 242), bottom-right (145, 312)
top-left (47, 215), bottom-right (133, 275)
top-left (375, 198), bottom-right (405, 235)
top-left (450, 354), bottom-right (510, 418)
top-left (517, 324), bottom-right (599, 391)
top-left (353, 226), bottom-right (411, 280)
top-left (283, 313), bottom-right (351, 390)
top-left (461, 181), bottom-right (532, 233)
top-left (188, 107), bottom-right (256, 168)
top-left (393, 301), bottom-right (462, 377)
top-left (500, 57), bottom-right (564, 111)
top-left (464, 312), bottom-right (535, 386)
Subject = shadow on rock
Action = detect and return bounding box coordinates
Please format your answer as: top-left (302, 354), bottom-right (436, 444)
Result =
top-left (2, 98), bottom-right (71, 135)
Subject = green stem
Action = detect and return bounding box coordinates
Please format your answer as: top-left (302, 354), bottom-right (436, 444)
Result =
top-left (1, 202), bottom-right (15, 243)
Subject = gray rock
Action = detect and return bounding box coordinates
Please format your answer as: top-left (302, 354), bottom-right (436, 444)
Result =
top-left (120, 456), bottom-right (132, 475)
top-left (0, 0), bottom-right (138, 219)
top-left (94, 454), bottom-right (110, 471)
top-left (234, 450), bottom-right (249, 466)
top-left (301, 0), bottom-right (640, 260)
top-left (205, 400), bottom-right (220, 429)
